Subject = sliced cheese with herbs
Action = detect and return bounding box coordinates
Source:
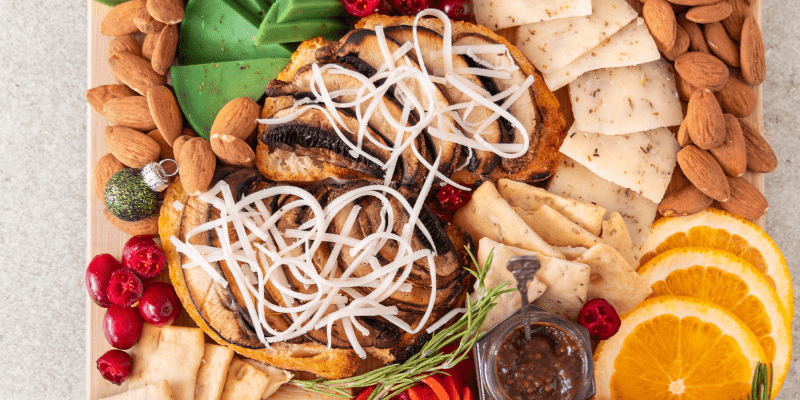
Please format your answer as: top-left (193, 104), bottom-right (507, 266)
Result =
top-left (559, 125), bottom-right (680, 202)
top-left (569, 59), bottom-right (684, 135)
top-left (516, 0), bottom-right (637, 73)
top-left (473, 0), bottom-right (592, 31)
top-left (547, 157), bottom-right (658, 250)
top-left (542, 18), bottom-right (660, 90)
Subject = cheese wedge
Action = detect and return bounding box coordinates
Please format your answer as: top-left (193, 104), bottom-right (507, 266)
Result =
top-left (473, 0), bottom-right (592, 31)
top-left (542, 18), bottom-right (660, 90)
top-left (559, 125), bottom-right (680, 202)
top-left (569, 59), bottom-right (684, 135)
top-left (516, 0), bottom-right (637, 73)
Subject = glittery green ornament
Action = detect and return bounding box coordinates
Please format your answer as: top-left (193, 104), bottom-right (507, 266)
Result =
top-left (104, 160), bottom-right (178, 222)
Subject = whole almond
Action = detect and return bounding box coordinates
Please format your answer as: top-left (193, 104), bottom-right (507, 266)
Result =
top-left (665, 0), bottom-right (722, 5)
top-left (686, 89), bottom-right (726, 149)
top-left (210, 97), bottom-right (261, 140)
top-left (714, 75), bottom-right (756, 117)
top-left (152, 24), bottom-right (178, 76)
top-left (674, 52), bottom-right (729, 91)
top-left (86, 84), bottom-right (137, 116)
top-left (740, 13), bottom-right (766, 86)
top-left (133, 8), bottom-right (165, 34)
top-left (663, 24), bottom-right (691, 61)
top-left (658, 183), bottom-right (713, 217)
top-left (146, 0), bottom-right (185, 24)
top-left (710, 114), bottom-right (747, 177)
top-left (211, 134), bottom-right (257, 167)
top-left (674, 71), bottom-right (697, 102)
top-left (108, 35), bottom-right (141, 57)
top-left (108, 51), bottom-right (167, 95)
top-left (722, 0), bottom-right (748, 42)
top-left (677, 13), bottom-right (711, 54)
top-left (677, 145), bottom-right (731, 201)
top-left (172, 135), bottom-right (192, 165)
top-left (142, 33), bottom-right (157, 61)
top-left (739, 118), bottom-right (777, 173)
top-left (103, 96), bottom-right (157, 131)
top-left (719, 176), bottom-right (768, 219)
top-left (179, 138), bottom-right (216, 196)
top-left (100, 0), bottom-right (147, 37)
top-left (103, 208), bottom-right (159, 237)
top-left (644, 0), bottom-right (678, 52)
top-left (147, 129), bottom-right (174, 160)
top-left (146, 86), bottom-right (182, 145)
top-left (677, 118), bottom-right (693, 146)
top-left (104, 126), bottom-right (161, 168)
top-left (685, 2), bottom-right (733, 23)
top-left (94, 153), bottom-right (126, 201)
top-left (704, 22), bottom-right (740, 67)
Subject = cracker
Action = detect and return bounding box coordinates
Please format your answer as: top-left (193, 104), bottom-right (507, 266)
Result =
top-left (100, 380), bottom-right (174, 400)
top-left (554, 246), bottom-right (588, 261)
top-left (220, 358), bottom-right (270, 400)
top-left (242, 359), bottom-right (294, 399)
top-left (195, 343), bottom-right (235, 400)
top-left (513, 204), bottom-right (602, 248)
top-left (601, 212), bottom-right (639, 268)
top-left (575, 243), bottom-right (652, 314)
top-left (128, 325), bottom-right (205, 400)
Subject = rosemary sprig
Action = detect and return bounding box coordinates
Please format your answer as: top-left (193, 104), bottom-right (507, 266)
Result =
top-left (292, 248), bottom-right (514, 399)
top-left (748, 362), bottom-right (773, 400)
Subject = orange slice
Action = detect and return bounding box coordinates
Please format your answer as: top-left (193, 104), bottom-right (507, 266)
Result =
top-left (594, 296), bottom-right (766, 400)
top-left (638, 248), bottom-right (791, 396)
top-left (640, 208), bottom-right (793, 319)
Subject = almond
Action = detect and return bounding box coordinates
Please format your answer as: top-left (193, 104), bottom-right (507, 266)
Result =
top-left (674, 70), bottom-right (697, 102)
top-left (108, 51), bottom-right (167, 95)
top-left (665, 0), bottom-right (721, 5)
top-left (714, 75), bottom-right (756, 117)
top-left (704, 22), bottom-right (740, 67)
top-left (142, 33), bottom-right (157, 61)
top-left (103, 126), bottom-right (161, 168)
top-left (718, 176), bottom-right (768, 219)
top-left (103, 96), bottom-right (157, 132)
top-left (674, 52), bottom-right (729, 91)
top-left (211, 134), bottom-right (257, 167)
top-left (94, 153), bottom-right (126, 201)
top-left (663, 24), bottom-right (691, 61)
top-left (179, 138), bottom-right (216, 196)
top-left (644, 0), bottom-right (678, 52)
top-left (677, 13), bottom-right (711, 54)
top-left (658, 183), bottom-right (713, 217)
top-left (100, 0), bottom-right (146, 37)
top-left (108, 35), bottom-right (141, 57)
top-left (685, 2), bottom-right (732, 23)
top-left (103, 208), bottom-right (158, 237)
top-left (86, 84), bottom-right (137, 116)
top-left (686, 89), bottom-right (726, 149)
top-left (677, 145), bottom-right (730, 201)
top-left (172, 135), bottom-right (192, 165)
top-left (722, 0), bottom-right (748, 42)
top-left (739, 118), bottom-right (778, 173)
top-left (133, 8), bottom-right (165, 34)
top-left (210, 97), bottom-right (261, 140)
top-left (146, 0), bottom-right (184, 25)
top-left (146, 86), bottom-right (182, 145)
top-left (710, 114), bottom-right (747, 177)
top-left (147, 129), bottom-right (174, 160)
top-left (677, 118), bottom-right (693, 146)
top-left (152, 23), bottom-right (178, 76)
top-left (740, 13), bottom-right (766, 86)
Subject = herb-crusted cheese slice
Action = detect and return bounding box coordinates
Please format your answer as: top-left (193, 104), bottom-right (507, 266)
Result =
top-left (516, 0), bottom-right (637, 73)
top-left (473, 0), bottom-right (592, 31)
top-left (547, 157), bottom-right (659, 250)
top-left (542, 18), bottom-right (660, 90)
top-left (559, 125), bottom-right (680, 203)
top-left (569, 59), bottom-right (684, 135)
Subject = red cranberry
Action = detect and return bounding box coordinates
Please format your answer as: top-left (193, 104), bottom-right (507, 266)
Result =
top-left (122, 235), bottom-right (154, 259)
top-left (342, 0), bottom-right (380, 17)
top-left (392, 0), bottom-right (429, 16)
top-left (138, 283), bottom-right (182, 327)
top-left (578, 298), bottom-right (622, 340)
top-left (86, 254), bottom-right (124, 308)
top-left (436, 0), bottom-right (472, 21)
top-left (103, 305), bottom-right (144, 349)
top-left (96, 349), bottom-right (132, 385)
top-left (376, 0), bottom-right (396, 14)
top-left (107, 268), bottom-right (144, 307)
top-left (436, 183), bottom-right (472, 212)
top-left (123, 238), bottom-right (167, 278)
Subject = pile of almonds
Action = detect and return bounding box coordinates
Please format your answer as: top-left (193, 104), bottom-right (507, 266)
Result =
top-left (641, 0), bottom-right (777, 220)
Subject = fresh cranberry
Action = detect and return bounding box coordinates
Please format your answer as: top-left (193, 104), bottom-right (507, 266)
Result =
top-left (436, 183), bottom-right (472, 212)
top-left (138, 283), bottom-right (182, 327)
top-left (96, 349), bottom-right (132, 385)
top-left (392, 0), bottom-right (428, 16)
top-left (376, 0), bottom-right (395, 14)
top-left (578, 298), bottom-right (622, 340)
top-left (342, 0), bottom-right (380, 17)
top-left (86, 254), bottom-right (124, 308)
top-left (107, 269), bottom-right (144, 307)
top-left (123, 238), bottom-right (167, 278)
top-left (122, 235), bottom-right (154, 260)
top-left (436, 0), bottom-right (472, 21)
top-left (103, 305), bottom-right (144, 349)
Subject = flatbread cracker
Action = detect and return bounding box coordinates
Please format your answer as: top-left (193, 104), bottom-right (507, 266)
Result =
top-left (601, 212), bottom-right (639, 267)
top-left (195, 343), bottom-right (235, 400)
top-left (242, 359), bottom-right (294, 399)
top-left (100, 380), bottom-right (174, 400)
top-left (129, 325), bottom-right (205, 400)
top-left (555, 246), bottom-right (588, 261)
top-left (513, 204), bottom-right (602, 248)
top-left (497, 178), bottom-right (606, 236)
top-left (221, 359), bottom-right (270, 400)
top-left (453, 181), bottom-right (564, 259)
top-left (575, 243), bottom-right (652, 314)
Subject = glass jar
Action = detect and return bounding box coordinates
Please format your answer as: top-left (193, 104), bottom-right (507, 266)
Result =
top-left (473, 304), bottom-right (595, 400)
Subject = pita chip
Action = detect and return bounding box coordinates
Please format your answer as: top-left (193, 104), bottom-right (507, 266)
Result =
top-left (129, 325), bottom-right (205, 400)
top-left (513, 204), bottom-right (603, 248)
top-left (575, 243), bottom-right (652, 314)
top-left (242, 359), bottom-right (294, 399)
top-left (195, 343), bottom-right (234, 400)
top-left (220, 358), bottom-right (270, 400)
top-left (100, 380), bottom-right (174, 400)
top-left (601, 212), bottom-right (639, 268)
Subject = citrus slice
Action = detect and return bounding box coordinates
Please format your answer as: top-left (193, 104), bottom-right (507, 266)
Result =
top-left (594, 296), bottom-right (767, 400)
top-left (640, 208), bottom-right (793, 318)
top-left (638, 248), bottom-right (791, 395)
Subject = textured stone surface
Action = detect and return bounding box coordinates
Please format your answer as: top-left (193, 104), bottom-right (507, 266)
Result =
top-left (0, 0), bottom-right (796, 399)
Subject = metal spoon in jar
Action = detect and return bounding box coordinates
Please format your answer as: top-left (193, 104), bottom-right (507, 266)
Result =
top-left (506, 255), bottom-right (542, 340)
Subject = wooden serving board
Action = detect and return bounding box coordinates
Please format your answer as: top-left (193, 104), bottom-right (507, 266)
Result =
top-left (86, 0), bottom-right (765, 398)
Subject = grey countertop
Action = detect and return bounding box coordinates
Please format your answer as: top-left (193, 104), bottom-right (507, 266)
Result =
top-left (0, 1), bottom-right (796, 399)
